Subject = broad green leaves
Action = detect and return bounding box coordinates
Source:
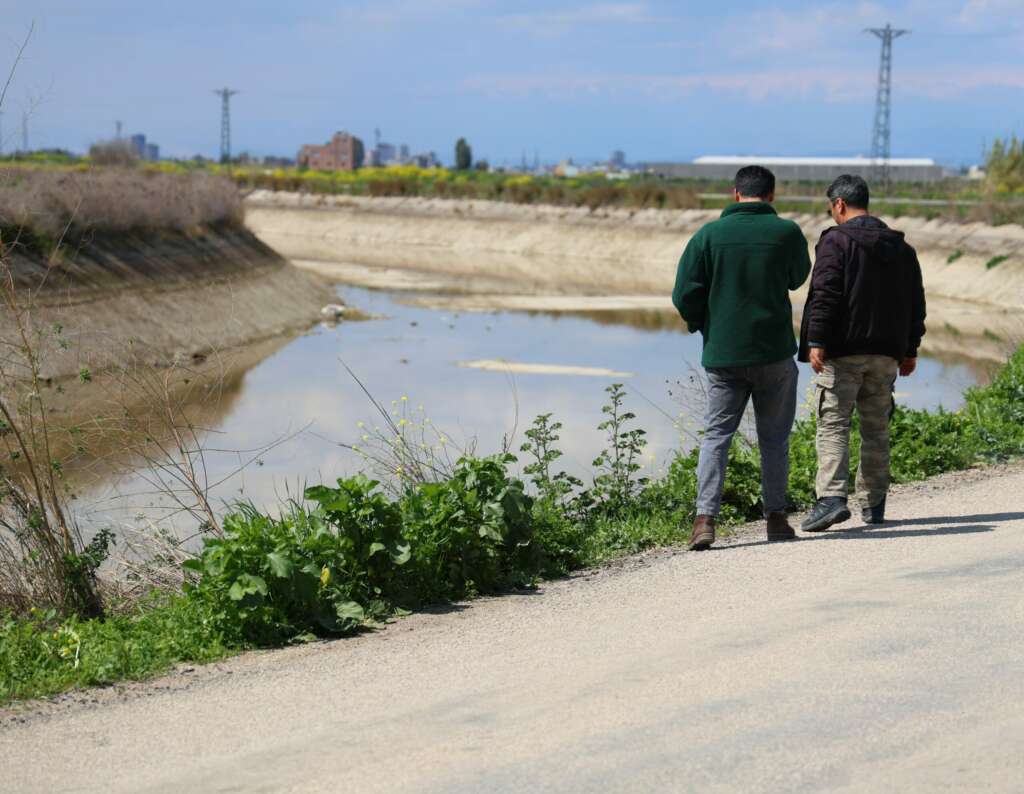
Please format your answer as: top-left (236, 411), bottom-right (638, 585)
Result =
top-left (228, 574), bottom-right (268, 601)
top-left (183, 457), bottom-right (537, 643)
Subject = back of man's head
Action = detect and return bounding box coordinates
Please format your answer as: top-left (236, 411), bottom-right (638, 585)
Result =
top-left (826, 174), bottom-right (870, 209)
top-left (734, 165), bottom-right (775, 200)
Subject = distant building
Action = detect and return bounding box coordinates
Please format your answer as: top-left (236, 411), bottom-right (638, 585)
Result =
top-left (411, 151), bottom-right (439, 168)
top-left (644, 155), bottom-right (944, 183)
top-left (609, 150), bottom-right (626, 170)
top-left (298, 131), bottom-right (365, 171)
top-left (128, 133), bottom-right (160, 162)
top-left (399, 144), bottom-right (410, 162)
top-left (263, 155), bottom-right (296, 168)
top-left (378, 142), bottom-right (397, 164)
top-left (554, 159), bottom-right (580, 177)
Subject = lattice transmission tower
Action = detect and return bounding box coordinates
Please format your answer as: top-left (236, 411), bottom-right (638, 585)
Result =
top-left (213, 87), bottom-right (240, 163)
top-left (866, 24), bottom-right (909, 187)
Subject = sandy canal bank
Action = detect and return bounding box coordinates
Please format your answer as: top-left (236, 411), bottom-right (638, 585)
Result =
top-left (3, 224), bottom-right (335, 382)
top-left (246, 192), bottom-right (1024, 363)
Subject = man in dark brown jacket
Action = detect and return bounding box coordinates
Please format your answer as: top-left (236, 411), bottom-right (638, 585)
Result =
top-left (798, 174), bottom-right (926, 531)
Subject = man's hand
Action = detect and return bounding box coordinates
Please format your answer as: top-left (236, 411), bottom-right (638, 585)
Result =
top-left (899, 357), bottom-right (917, 377)
top-left (809, 347), bottom-right (826, 374)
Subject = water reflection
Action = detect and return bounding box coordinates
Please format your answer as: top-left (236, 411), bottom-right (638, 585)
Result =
top-left (77, 285), bottom-right (987, 528)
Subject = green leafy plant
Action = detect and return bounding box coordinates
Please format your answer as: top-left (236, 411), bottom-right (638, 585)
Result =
top-left (402, 454), bottom-right (536, 601)
top-left (184, 475), bottom-right (410, 644)
top-left (591, 384), bottom-right (648, 513)
top-left (946, 249), bottom-right (963, 264)
top-left (985, 254), bottom-right (1009, 269)
top-left (520, 413), bottom-right (584, 506)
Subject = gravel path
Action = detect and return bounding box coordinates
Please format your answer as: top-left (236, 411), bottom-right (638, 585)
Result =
top-left (3, 464), bottom-right (1023, 793)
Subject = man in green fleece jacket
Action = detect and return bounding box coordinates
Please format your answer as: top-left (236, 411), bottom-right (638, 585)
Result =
top-left (672, 165), bottom-right (811, 550)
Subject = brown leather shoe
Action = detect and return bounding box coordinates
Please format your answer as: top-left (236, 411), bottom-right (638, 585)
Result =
top-left (689, 514), bottom-right (716, 550)
top-left (766, 511), bottom-right (797, 542)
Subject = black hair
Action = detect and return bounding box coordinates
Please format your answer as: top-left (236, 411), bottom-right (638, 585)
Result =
top-left (826, 174), bottom-right (870, 209)
top-left (734, 165), bottom-right (775, 199)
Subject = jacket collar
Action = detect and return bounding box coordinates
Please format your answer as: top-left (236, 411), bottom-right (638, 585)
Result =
top-left (721, 201), bottom-right (777, 218)
top-left (843, 214), bottom-right (888, 229)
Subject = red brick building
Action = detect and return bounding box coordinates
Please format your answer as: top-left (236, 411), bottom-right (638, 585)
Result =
top-left (297, 131), bottom-right (365, 171)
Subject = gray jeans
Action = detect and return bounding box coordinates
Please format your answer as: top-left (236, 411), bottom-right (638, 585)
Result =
top-left (696, 358), bottom-right (798, 517)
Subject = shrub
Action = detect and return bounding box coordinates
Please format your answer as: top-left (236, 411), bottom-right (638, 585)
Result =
top-left (183, 457), bottom-right (536, 644)
top-left (401, 454), bottom-right (536, 601)
top-left (183, 476), bottom-right (409, 644)
top-left (87, 140), bottom-right (139, 167)
top-left (0, 167), bottom-right (243, 243)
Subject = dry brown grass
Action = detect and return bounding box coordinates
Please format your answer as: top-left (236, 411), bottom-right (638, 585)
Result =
top-left (0, 167), bottom-right (243, 243)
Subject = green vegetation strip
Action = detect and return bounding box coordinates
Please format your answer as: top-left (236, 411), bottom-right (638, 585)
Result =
top-left (6, 150), bottom-right (1024, 225)
top-left (5, 351), bottom-right (1024, 705)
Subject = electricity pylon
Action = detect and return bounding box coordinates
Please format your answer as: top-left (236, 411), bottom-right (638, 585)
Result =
top-left (866, 24), bottom-right (909, 187)
top-left (213, 87), bottom-right (240, 164)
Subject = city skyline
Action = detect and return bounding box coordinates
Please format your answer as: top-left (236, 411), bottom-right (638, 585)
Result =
top-left (3, 0), bottom-right (1023, 166)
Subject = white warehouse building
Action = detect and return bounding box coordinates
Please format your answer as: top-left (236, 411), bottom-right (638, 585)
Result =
top-left (645, 156), bottom-right (945, 183)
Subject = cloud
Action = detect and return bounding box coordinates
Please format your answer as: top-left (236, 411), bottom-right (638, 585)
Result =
top-left (711, 1), bottom-right (887, 56)
top-left (320, 0), bottom-right (484, 28)
top-left (956, 0), bottom-right (1024, 26)
top-left (497, 2), bottom-right (665, 37)
top-left (462, 60), bottom-right (1024, 103)
top-left (900, 65), bottom-right (1024, 98)
top-left (462, 68), bottom-right (875, 103)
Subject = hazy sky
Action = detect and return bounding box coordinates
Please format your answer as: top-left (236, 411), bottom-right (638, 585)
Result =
top-left (3, 0), bottom-right (1023, 166)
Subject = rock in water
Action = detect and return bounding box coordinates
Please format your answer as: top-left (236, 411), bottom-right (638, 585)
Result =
top-left (320, 304), bottom-right (346, 319)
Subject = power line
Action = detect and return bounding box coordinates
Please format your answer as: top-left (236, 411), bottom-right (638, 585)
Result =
top-left (213, 87), bottom-right (240, 163)
top-left (866, 23), bottom-right (909, 188)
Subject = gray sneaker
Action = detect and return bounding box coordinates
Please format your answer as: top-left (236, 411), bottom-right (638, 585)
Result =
top-left (862, 497), bottom-right (887, 525)
top-left (801, 497), bottom-right (851, 533)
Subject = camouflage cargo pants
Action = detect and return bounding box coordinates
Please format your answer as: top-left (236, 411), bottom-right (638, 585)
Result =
top-left (815, 354), bottom-right (898, 508)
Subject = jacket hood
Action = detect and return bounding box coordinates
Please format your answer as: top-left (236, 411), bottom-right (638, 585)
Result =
top-left (831, 215), bottom-right (906, 259)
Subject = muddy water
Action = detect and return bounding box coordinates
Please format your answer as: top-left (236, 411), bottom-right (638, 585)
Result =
top-left (76, 285), bottom-right (990, 529)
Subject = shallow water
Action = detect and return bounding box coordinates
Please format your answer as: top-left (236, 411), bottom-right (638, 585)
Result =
top-left (76, 284), bottom-right (988, 528)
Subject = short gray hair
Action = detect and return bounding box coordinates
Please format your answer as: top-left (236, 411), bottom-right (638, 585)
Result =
top-left (826, 174), bottom-right (870, 209)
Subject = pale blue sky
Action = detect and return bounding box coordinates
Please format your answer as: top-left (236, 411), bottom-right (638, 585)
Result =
top-left (3, 0), bottom-right (1023, 166)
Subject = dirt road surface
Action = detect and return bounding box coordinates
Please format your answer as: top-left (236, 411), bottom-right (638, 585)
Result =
top-left (3, 465), bottom-right (1023, 793)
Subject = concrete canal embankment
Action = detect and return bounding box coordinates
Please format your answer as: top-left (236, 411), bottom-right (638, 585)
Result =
top-left (4, 223), bottom-right (334, 381)
top-left (246, 192), bottom-right (1024, 363)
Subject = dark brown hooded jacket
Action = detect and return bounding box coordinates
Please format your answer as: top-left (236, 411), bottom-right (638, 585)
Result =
top-left (798, 215), bottom-right (926, 362)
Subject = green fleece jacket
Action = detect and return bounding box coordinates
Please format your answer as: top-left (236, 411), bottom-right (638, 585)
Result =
top-left (672, 202), bottom-right (811, 368)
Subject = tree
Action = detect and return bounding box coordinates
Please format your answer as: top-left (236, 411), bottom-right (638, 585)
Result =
top-left (455, 138), bottom-right (472, 171)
